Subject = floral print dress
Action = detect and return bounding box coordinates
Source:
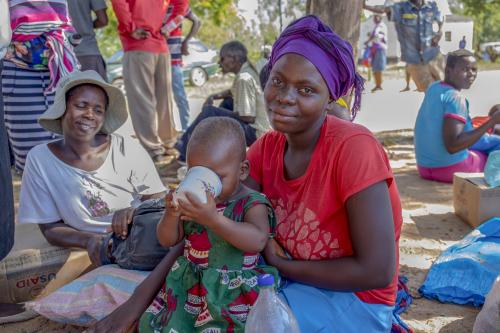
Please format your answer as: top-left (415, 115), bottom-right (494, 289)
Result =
top-left (139, 192), bottom-right (279, 333)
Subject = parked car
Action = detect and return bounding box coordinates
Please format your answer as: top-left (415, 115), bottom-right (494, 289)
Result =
top-left (479, 42), bottom-right (500, 62)
top-left (106, 38), bottom-right (219, 91)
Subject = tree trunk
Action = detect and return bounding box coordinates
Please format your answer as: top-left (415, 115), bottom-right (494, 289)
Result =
top-left (306, 0), bottom-right (363, 60)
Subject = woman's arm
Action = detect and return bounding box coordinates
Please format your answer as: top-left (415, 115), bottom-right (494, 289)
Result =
top-left (204, 89), bottom-right (232, 106)
top-left (264, 181), bottom-right (396, 291)
top-left (443, 110), bottom-right (500, 154)
top-left (86, 242), bottom-right (184, 333)
top-left (39, 222), bottom-right (105, 265)
top-left (363, 1), bottom-right (390, 15)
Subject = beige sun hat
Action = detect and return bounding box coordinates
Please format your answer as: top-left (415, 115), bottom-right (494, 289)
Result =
top-left (38, 70), bottom-right (128, 135)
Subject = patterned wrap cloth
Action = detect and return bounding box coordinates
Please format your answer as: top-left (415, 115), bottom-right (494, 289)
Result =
top-left (6, 0), bottom-right (79, 92)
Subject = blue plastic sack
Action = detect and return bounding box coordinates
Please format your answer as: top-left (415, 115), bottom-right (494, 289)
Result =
top-left (419, 218), bottom-right (500, 307)
top-left (484, 150), bottom-right (500, 188)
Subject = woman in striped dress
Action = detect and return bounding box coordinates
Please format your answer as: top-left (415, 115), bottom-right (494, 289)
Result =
top-left (2, 0), bottom-right (79, 172)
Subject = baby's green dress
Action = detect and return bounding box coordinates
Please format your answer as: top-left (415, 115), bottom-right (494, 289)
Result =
top-left (139, 192), bottom-right (279, 333)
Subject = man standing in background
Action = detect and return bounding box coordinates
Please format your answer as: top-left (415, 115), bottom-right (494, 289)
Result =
top-left (0, 0), bottom-right (14, 261)
top-left (67, 0), bottom-right (109, 80)
top-left (112, 0), bottom-right (188, 163)
top-left (364, 0), bottom-right (444, 92)
top-left (166, 3), bottom-right (201, 132)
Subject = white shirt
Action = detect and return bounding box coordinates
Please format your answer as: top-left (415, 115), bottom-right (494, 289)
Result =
top-left (0, 0), bottom-right (11, 60)
top-left (18, 134), bottom-right (166, 233)
top-left (372, 22), bottom-right (388, 50)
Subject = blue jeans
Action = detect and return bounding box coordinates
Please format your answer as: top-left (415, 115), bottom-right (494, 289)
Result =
top-left (171, 64), bottom-right (190, 131)
top-left (174, 104), bottom-right (257, 162)
top-left (0, 60), bottom-right (15, 260)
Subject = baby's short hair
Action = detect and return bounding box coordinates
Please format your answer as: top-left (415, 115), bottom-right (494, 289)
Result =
top-left (187, 117), bottom-right (247, 160)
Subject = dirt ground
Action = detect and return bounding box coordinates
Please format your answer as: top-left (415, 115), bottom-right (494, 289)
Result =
top-left (0, 129), bottom-right (481, 332)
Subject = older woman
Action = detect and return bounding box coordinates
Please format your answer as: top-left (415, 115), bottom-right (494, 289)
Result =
top-left (18, 70), bottom-right (166, 265)
top-left (89, 16), bottom-right (402, 333)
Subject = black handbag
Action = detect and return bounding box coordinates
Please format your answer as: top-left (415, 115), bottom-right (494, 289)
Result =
top-left (100, 198), bottom-right (170, 271)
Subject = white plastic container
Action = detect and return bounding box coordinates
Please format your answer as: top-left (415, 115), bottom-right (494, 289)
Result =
top-left (245, 274), bottom-right (301, 333)
top-left (174, 166), bottom-right (222, 204)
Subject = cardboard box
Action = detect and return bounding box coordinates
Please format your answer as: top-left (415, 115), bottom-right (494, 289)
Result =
top-left (453, 173), bottom-right (500, 228)
top-left (0, 224), bottom-right (91, 303)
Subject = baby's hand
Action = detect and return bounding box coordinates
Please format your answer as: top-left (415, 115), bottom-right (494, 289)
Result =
top-left (178, 191), bottom-right (218, 226)
top-left (165, 190), bottom-right (181, 218)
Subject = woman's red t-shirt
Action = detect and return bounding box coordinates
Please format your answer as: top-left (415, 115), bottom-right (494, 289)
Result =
top-left (247, 116), bottom-right (402, 305)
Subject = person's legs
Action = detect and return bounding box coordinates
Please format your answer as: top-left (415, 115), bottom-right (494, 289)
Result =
top-left (279, 282), bottom-right (393, 333)
top-left (401, 65), bottom-right (411, 92)
top-left (371, 49), bottom-right (386, 92)
top-left (155, 52), bottom-right (177, 148)
top-left (417, 150), bottom-right (487, 183)
top-left (123, 51), bottom-right (165, 158)
top-left (77, 54), bottom-right (108, 82)
top-left (406, 63), bottom-right (434, 92)
top-left (0, 60), bottom-right (14, 261)
top-left (428, 53), bottom-right (445, 82)
top-left (372, 72), bottom-right (383, 92)
top-left (1, 61), bottom-right (57, 172)
top-left (171, 64), bottom-right (190, 131)
top-left (219, 96), bottom-right (234, 111)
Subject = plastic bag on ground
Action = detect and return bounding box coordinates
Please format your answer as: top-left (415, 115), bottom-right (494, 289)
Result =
top-left (473, 276), bottom-right (500, 333)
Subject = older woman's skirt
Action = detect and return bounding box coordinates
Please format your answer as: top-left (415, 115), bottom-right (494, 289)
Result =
top-left (1, 60), bottom-right (57, 172)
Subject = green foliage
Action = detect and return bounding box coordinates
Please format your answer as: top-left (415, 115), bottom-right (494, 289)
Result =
top-left (257, 0), bottom-right (306, 45)
top-left (96, 1), bottom-right (119, 58)
top-left (451, 0), bottom-right (500, 47)
top-left (95, 0), bottom-right (306, 63)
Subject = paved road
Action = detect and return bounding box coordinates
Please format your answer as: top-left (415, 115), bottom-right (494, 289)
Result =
top-left (117, 69), bottom-right (500, 137)
top-left (355, 69), bottom-right (500, 132)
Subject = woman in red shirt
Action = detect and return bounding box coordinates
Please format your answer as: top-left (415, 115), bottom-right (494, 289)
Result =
top-left (89, 15), bottom-right (402, 333)
top-left (245, 15), bottom-right (403, 332)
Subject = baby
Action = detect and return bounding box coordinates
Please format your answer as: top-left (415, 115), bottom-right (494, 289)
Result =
top-left (139, 117), bottom-right (278, 332)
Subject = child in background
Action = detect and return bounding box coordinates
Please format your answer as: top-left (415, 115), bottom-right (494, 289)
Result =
top-left (139, 117), bottom-right (278, 332)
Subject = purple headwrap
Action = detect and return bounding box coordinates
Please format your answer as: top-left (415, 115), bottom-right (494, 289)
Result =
top-left (269, 15), bottom-right (364, 119)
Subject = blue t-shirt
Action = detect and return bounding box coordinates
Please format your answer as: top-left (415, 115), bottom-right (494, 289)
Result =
top-left (414, 81), bottom-right (471, 168)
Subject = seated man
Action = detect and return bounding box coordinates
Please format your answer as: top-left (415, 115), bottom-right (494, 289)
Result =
top-left (174, 40), bottom-right (270, 162)
top-left (414, 49), bottom-right (500, 183)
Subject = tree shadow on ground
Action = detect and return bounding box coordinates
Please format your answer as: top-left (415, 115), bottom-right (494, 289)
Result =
top-left (410, 213), bottom-right (471, 242)
top-left (394, 167), bottom-right (455, 210)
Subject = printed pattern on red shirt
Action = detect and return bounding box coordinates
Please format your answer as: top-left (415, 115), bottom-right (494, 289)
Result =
top-left (247, 116), bottom-right (403, 305)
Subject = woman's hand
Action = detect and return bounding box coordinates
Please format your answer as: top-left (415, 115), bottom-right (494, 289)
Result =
top-left (86, 234), bottom-right (105, 266)
top-left (262, 238), bottom-right (289, 267)
top-left (110, 207), bottom-right (135, 239)
top-left (488, 105), bottom-right (500, 125)
top-left (178, 191), bottom-right (218, 227)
